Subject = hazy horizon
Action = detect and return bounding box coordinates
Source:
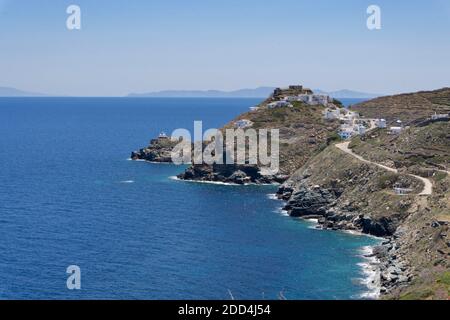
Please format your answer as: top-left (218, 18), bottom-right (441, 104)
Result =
top-left (1, 0), bottom-right (449, 96)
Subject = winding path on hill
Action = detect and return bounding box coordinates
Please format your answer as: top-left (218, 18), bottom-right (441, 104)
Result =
top-left (335, 141), bottom-right (433, 196)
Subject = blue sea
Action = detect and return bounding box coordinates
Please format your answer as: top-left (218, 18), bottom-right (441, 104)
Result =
top-left (0, 97), bottom-right (378, 300)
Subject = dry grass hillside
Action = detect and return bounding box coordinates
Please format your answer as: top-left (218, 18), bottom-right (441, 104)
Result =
top-left (352, 88), bottom-right (450, 124)
top-left (349, 121), bottom-right (450, 172)
top-left (224, 101), bottom-right (341, 175)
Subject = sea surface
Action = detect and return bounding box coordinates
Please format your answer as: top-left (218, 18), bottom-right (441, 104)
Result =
top-left (0, 97), bottom-right (378, 299)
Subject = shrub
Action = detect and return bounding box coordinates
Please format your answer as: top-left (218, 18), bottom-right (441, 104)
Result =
top-left (377, 172), bottom-right (400, 189)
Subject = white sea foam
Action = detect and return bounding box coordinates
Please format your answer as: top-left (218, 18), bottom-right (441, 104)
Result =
top-left (169, 176), bottom-right (239, 186)
top-left (129, 158), bottom-right (174, 164)
top-left (267, 193), bottom-right (280, 200)
top-left (355, 246), bottom-right (381, 300)
top-left (273, 207), bottom-right (289, 216)
top-left (305, 219), bottom-right (321, 229)
top-left (343, 229), bottom-right (385, 240)
top-left (120, 180), bottom-right (135, 184)
top-left (170, 176), bottom-right (277, 186)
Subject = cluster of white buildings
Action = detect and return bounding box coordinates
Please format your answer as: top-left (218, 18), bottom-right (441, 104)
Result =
top-left (338, 124), bottom-right (367, 140)
top-left (324, 108), bottom-right (360, 122)
top-left (282, 93), bottom-right (333, 106)
top-left (322, 108), bottom-right (368, 140)
top-left (267, 100), bottom-right (293, 109)
top-left (322, 105), bottom-right (404, 140)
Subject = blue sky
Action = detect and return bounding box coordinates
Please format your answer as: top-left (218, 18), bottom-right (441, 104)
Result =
top-left (0, 0), bottom-right (449, 96)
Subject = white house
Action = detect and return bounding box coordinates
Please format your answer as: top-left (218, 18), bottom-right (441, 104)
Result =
top-left (431, 113), bottom-right (449, 120)
top-left (158, 132), bottom-right (169, 139)
top-left (296, 93), bottom-right (332, 106)
top-left (324, 108), bottom-right (340, 120)
top-left (297, 94), bottom-right (314, 104)
top-left (354, 124), bottom-right (366, 135)
top-left (283, 96), bottom-right (299, 102)
top-left (338, 128), bottom-right (354, 140)
top-left (249, 106), bottom-right (259, 111)
top-left (394, 187), bottom-right (413, 195)
top-left (267, 101), bottom-right (292, 109)
top-left (234, 119), bottom-right (253, 129)
top-left (376, 119), bottom-right (387, 128)
top-left (390, 126), bottom-right (403, 134)
top-left (312, 94), bottom-right (330, 106)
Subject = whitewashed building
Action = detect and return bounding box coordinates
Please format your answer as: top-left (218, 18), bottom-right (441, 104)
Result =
top-left (267, 101), bottom-right (292, 109)
top-left (338, 128), bottom-right (354, 140)
top-left (297, 94), bottom-right (314, 104)
top-left (355, 124), bottom-right (366, 135)
top-left (234, 119), bottom-right (253, 129)
top-left (324, 108), bottom-right (341, 120)
top-left (390, 126), bottom-right (403, 134)
top-left (376, 119), bottom-right (387, 128)
top-left (312, 94), bottom-right (331, 106)
top-left (283, 96), bottom-right (299, 102)
top-left (431, 113), bottom-right (449, 120)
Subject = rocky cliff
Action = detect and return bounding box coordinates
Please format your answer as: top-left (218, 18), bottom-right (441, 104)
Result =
top-left (131, 136), bottom-right (180, 162)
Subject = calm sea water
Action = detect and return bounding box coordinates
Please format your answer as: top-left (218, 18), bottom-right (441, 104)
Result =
top-left (0, 97), bottom-right (377, 300)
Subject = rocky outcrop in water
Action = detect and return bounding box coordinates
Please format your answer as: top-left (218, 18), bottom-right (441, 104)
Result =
top-left (178, 164), bottom-right (288, 185)
top-left (131, 136), bottom-right (179, 163)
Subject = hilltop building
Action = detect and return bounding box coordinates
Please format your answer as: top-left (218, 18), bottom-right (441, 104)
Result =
top-left (158, 132), bottom-right (169, 139)
top-left (268, 101), bottom-right (292, 109)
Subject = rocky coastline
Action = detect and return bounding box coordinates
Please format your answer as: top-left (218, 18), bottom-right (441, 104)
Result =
top-left (131, 87), bottom-right (450, 299)
top-left (276, 183), bottom-right (414, 297)
top-left (131, 136), bottom-right (289, 184)
top-left (178, 164), bottom-right (288, 185)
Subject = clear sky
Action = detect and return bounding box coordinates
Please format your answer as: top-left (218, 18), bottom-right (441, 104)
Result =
top-left (0, 0), bottom-right (449, 96)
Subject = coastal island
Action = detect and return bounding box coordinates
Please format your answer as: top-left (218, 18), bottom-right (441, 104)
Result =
top-left (132, 86), bottom-right (450, 299)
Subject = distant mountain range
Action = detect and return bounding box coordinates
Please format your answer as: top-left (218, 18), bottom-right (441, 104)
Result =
top-left (128, 87), bottom-right (382, 99)
top-left (127, 87), bottom-right (277, 98)
top-left (0, 86), bottom-right (382, 99)
top-left (313, 89), bottom-right (382, 99)
top-left (0, 86), bottom-right (46, 97)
